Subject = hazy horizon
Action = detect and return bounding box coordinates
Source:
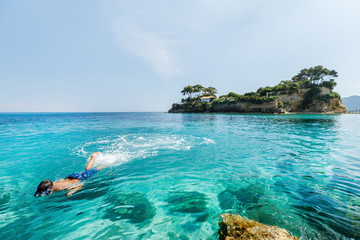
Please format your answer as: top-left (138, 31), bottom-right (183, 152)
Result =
top-left (1, 0), bottom-right (359, 112)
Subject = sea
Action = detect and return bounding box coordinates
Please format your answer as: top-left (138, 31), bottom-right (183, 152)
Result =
top-left (0, 112), bottom-right (359, 240)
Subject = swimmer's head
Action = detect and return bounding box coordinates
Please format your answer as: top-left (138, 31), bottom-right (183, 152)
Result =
top-left (34, 179), bottom-right (53, 197)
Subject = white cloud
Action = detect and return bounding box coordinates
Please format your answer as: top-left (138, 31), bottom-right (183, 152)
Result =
top-left (106, 0), bottom-right (360, 96)
top-left (112, 19), bottom-right (181, 79)
top-left (109, 1), bottom-right (260, 80)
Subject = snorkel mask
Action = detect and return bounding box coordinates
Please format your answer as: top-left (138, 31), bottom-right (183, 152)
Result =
top-left (34, 187), bottom-right (52, 197)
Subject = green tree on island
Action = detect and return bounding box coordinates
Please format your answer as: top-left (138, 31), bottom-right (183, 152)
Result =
top-left (292, 65), bottom-right (338, 88)
top-left (181, 85), bottom-right (194, 99)
top-left (193, 84), bottom-right (205, 97)
top-left (181, 84), bottom-right (218, 102)
top-left (203, 87), bottom-right (218, 96)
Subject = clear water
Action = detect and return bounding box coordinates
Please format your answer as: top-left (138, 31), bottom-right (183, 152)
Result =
top-left (0, 113), bottom-right (360, 240)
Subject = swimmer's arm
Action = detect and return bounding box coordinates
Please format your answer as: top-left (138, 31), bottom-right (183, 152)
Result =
top-left (66, 184), bottom-right (83, 197)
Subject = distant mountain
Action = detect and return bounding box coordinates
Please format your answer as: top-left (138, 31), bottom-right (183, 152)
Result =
top-left (342, 95), bottom-right (360, 110)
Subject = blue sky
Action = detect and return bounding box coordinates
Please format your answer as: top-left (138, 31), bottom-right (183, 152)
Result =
top-left (1, 0), bottom-right (359, 112)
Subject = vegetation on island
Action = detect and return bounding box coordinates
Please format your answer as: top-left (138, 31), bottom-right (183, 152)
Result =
top-left (214, 65), bottom-right (339, 107)
top-left (177, 84), bottom-right (218, 111)
top-left (170, 66), bottom-right (343, 113)
top-left (181, 84), bottom-right (218, 102)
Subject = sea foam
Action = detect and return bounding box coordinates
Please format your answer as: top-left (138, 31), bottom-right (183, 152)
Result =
top-left (74, 134), bottom-right (215, 167)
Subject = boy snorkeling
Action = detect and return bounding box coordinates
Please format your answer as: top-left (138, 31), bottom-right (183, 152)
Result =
top-left (34, 152), bottom-right (102, 197)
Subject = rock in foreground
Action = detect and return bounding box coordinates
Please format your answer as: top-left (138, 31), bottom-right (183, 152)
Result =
top-left (218, 213), bottom-right (299, 240)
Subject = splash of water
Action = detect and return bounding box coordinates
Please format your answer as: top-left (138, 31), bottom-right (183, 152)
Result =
top-left (74, 134), bottom-right (215, 167)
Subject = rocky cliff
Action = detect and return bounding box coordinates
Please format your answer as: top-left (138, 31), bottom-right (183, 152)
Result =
top-left (276, 87), bottom-right (346, 113)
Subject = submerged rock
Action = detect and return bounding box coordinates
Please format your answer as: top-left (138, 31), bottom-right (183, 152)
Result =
top-left (103, 191), bottom-right (156, 225)
top-left (218, 213), bottom-right (298, 240)
top-left (217, 183), bottom-right (267, 214)
top-left (218, 187), bottom-right (263, 211)
top-left (166, 191), bottom-right (208, 214)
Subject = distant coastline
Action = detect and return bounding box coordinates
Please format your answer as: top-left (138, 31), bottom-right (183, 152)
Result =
top-left (342, 95), bottom-right (360, 111)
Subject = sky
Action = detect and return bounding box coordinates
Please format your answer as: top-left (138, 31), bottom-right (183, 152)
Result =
top-left (0, 0), bottom-right (359, 112)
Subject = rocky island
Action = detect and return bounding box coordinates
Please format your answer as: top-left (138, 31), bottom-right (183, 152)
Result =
top-left (169, 66), bottom-right (346, 114)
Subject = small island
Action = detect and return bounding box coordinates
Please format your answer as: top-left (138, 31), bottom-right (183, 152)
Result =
top-left (169, 66), bottom-right (346, 114)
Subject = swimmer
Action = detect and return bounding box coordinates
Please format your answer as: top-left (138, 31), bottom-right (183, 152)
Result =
top-left (34, 152), bottom-right (102, 197)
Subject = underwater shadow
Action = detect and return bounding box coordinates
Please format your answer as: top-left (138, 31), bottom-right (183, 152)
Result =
top-left (166, 191), bottom-right (209, 223)
top-left (103, 191), bottom-right (156, 228)
top-left (217, 184), bottom-right (266, 211)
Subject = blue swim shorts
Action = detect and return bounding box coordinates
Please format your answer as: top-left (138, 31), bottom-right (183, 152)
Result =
top-left (66, 169), bottom-right (98, 181)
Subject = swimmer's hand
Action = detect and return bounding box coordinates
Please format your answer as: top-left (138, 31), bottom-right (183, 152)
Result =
top-left (66, 185), bottom-right (83, 197)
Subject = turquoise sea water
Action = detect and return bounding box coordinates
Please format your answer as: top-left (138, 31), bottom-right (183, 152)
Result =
top-left (0, 113), bottom-right (360, 239)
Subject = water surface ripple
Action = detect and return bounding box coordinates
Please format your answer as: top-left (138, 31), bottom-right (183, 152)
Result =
top-left (0, 113), bottom-right (360, 239)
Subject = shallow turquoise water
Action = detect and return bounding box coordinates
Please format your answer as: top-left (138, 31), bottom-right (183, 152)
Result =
top-left (1, 113), bottom-right (360, 239)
